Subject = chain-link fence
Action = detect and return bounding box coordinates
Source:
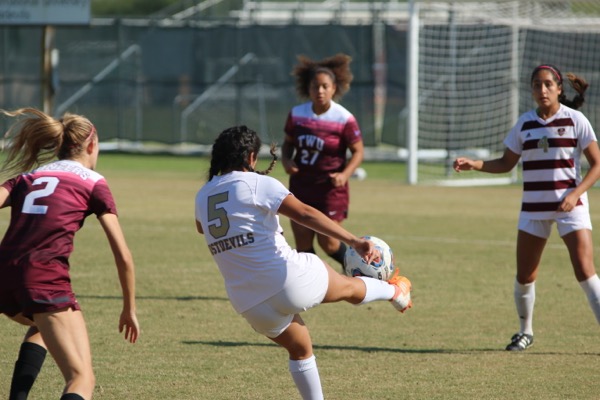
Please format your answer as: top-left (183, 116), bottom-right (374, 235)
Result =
top-left (1, 1), bottom-right (599, 163)
top-left (0, 20), bottom-right (383, 149)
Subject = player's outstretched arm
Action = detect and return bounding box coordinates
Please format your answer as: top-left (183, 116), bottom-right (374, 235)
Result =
top-left (454, 148), bottom-right (520, 174)
top-left (278, 194), bottom-right (375, 261)
top-left (98, 212), bottom-right (140, 343)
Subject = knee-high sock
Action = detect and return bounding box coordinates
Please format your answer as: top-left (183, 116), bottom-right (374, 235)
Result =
top-left (357, 276), bottom-right (396, 304)
top-left (328, 242), bottom-right (347, 267)
top-left (9, 342), bottom-right (47, 400)
top-left (60, 394), bottom-right (85, 400)
top-left (514, 279), bottom-right (535, 335)
top-left (579, 274), bottom-right (600, 324)
top-left (289, 355), bottom-right (323, 400)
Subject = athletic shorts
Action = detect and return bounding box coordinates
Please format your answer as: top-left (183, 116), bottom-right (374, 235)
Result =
top-left (518, 212), bottom-right (592, 239)
top-left (290, 179), bottom-right (349, 222)
top-left (241, 253), bottom-right (329, 338)
top-left (0, 286), bottom-right (81, 320)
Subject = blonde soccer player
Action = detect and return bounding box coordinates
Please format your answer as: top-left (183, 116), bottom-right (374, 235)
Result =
top-left (0, 108), bottom-right (140, 400)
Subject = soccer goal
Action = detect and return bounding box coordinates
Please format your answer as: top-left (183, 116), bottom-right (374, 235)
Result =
top-left (406, 0), bottom-right (600, 186)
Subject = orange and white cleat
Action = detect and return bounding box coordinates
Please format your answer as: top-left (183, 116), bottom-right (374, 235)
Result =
top-left (388, 275), bottom-right (412, 313)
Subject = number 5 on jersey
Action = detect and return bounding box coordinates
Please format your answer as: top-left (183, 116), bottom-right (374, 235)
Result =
top-left (207, 191), bottom-right (230, 238)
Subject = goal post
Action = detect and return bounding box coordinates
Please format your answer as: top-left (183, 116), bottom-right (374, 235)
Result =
top-left (405, 0), bottom-right (600, 186)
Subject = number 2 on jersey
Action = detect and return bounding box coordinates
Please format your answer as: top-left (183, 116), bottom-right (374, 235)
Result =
top-left (22, 176), bottom-right (59, 215)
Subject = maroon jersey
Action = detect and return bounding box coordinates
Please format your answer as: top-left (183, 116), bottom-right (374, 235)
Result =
top-left (0, 160), bottom-right (117, 289)
top-left (284, 101), bottom-right (362, 218)
top-left (284, 100), bottom-right (362, 185)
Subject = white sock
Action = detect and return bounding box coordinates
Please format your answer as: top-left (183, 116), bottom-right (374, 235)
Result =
top-left (357, 276), bottom-right (396, 304)
top-left (289, 355), bottom-right (323, 400)
top-left (578, 274), bottom-right (600, 324)
top-left (514, 279), bottom-right (535, 335)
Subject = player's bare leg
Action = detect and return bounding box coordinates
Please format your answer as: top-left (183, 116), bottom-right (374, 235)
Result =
top-left (516, 230), bottom-right (546, 284)
top-left (321, 263), bottom-right (367, 304)
top-left (562, 229), bottom-right (596, 281)
top-left (290, 220), bottom-right (317, 253)
top-left (33, 308), bottom-right (95, 399)
top-left (270, 314), bottom-right (313, 359)
top-left (316, 230), bottom-right (347, 267)
top-left (506, 230), bottom-right (546, 351)
top-left (8, 313), bottom-right (37, 327)
top-left (562, 229), bottom-right (600, 323)
top-left (270, 314), bottom-right (323, 400)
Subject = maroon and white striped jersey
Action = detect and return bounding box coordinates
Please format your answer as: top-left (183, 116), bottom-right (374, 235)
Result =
top-left (0, 160), bottom-right (117, 288)
top-left (504, 104), bottom-right (597, 219)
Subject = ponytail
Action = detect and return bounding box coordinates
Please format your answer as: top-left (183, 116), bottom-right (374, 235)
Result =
top-left (1, 108), bottom-right (95, 178)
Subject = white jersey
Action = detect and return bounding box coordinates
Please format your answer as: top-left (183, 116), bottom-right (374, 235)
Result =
top-left (504, 104), bottom-right (597, 219)
top-left (195, 171), bottom-right (308, 313)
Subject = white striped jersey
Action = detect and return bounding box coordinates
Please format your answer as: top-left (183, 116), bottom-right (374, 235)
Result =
top-left (504, 104), bottom-right (597, 219)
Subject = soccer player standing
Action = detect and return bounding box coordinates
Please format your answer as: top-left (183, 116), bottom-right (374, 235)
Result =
top-left (281, 53), bottom-right (364, 270)
top-left (454, 65), bottom-right (600, 351)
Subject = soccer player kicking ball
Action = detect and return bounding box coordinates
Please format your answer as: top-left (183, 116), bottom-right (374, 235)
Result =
top-left (195, 125), bottom-right (411, 399)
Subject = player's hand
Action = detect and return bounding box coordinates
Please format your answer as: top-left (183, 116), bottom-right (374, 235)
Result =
top-left (329, 172), bottom-right (348, 187)
top-left (352, 238), bottom-right (378, 264)
top-left (282, 159), bottom-right (299, 175)
top-left (119, 310), bottom-right (140, 344)
top-left (558, 192), bottom-right (579, 212)
top-left (453, 157), bottom-right (475, 172)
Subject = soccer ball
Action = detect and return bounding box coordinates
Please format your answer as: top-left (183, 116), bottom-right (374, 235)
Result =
top-left (351, 167), bottom-right (367, 181)
top-left (344, 235), bottom-right (395, 281)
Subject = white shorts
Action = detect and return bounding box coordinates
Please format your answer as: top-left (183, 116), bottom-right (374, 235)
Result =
top-left (241, 253), bottom-right (329, 338)
top-left (518, 212), bottom-right (592, 239)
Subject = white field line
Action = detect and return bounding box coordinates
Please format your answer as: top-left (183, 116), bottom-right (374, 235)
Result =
top-left (385, 235), bottom-right (583, 251)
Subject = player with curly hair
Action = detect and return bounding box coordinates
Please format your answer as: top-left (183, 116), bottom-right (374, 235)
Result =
top-left (281, 53), bottom-right (364, 270)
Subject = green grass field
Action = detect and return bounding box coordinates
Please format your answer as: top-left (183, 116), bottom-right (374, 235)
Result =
top-left (1, 154), bottom-right (600, 399)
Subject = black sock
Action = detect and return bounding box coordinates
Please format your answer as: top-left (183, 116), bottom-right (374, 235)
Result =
top-left (60, 394), bottom-right (85, 400)
top-left (300, 247), bottom-right (316, 254)
top-left (329, 242), bottom-right (347, 267)
top-left (9, 342), bottom-right (47, 400)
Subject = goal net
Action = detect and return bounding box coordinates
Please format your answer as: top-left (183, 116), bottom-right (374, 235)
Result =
top-left (408, 0), bottom-right (600, 185)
